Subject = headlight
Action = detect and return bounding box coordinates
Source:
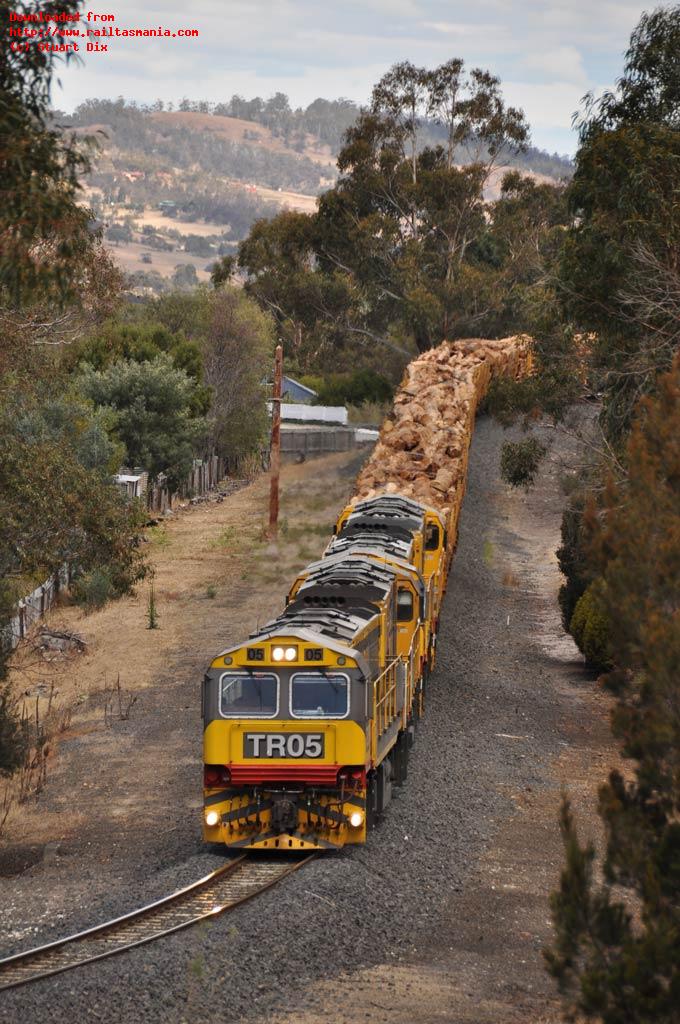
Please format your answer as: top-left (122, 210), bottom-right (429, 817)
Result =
top-left (272, 646), bottom-right (285, 661)
top-left (284, 646), bottom-right (297, 661)
top-left (205, 810), bottom-right (220, 827)
top-left (349, 810), bottom-right (364, 828)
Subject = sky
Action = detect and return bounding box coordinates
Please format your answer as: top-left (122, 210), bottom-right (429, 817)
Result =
top-left (52, 0), bottom-right (660, 155)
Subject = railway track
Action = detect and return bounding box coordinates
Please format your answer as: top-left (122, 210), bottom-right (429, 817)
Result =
top-left (0, 854), bottom-right (313, 992)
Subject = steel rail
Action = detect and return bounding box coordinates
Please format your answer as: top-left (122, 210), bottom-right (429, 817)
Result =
top-left (0, 854), bottom-right (314, 992)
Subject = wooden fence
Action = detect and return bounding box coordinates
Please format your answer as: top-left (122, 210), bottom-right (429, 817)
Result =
top-left (5, 565), bottom-right (71, 652)
top-left (115, 456), bottom-right (229, 513)
top-left (145, 454), bottom-right (226, 513)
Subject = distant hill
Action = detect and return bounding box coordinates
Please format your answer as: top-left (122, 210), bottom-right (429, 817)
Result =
top-left (62, 95), bottom-right (573, 197)
top-left (57, 96), bottom-right (572, 294)
top-left (150, 111), bottom-right (337, 172)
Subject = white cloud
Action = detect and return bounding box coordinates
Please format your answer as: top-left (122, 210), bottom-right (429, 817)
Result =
top-left (423, 20), bottom-right (503, 36)
top-left (504, 79), bottom-right (583, 132)
top-left (524, 45), bottom-right (588, 86)
top-left (51, 0), bottom-right (651, 153)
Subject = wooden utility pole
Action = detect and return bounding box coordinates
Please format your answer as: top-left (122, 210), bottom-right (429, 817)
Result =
top-left (268, 344), bottom-right (283, 540)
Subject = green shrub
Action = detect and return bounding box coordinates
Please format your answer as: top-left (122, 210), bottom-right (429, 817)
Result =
top-left (346, 400), bottom-right (391, 426)
top-left (306, 369), bottom-right (393, 408)
top-left (569, 580), bottom-right (612, 672)
top-left (147, 580), bottom-right (159, 629)
top-left (500, 437), bottom-right (547, 487)
top-left (73, 569), bottom-right (114, 612)
top-left (556, 497), bottom-right (591, 631)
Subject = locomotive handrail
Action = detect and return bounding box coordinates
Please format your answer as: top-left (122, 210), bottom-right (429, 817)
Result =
top-left (403, 628), bottom-right (421, 712)
top-left (374, 656), bottom-right (401, 735)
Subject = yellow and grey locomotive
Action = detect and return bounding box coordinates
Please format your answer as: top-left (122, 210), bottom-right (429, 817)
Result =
top-left (202, 493), bottom-right (446, 850)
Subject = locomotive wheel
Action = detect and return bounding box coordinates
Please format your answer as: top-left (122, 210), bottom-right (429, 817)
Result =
top-left (423, 663), bottom-right (430, 713)
top-left (376, 764), bottom-right (385, 819)
top-left (372, 760), bottom-right (393, 821)
top-left (394, 732), bottom-right (408, 785)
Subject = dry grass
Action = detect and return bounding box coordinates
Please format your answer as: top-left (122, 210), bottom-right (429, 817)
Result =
top-left (0, 683), bottom-right (76, 842)
top-left (108, 240), bottom-right (213, 282)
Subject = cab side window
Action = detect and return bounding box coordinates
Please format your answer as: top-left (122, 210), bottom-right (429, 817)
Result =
top-left (397, 588), bottom-right (414, 622)
top-left (425, 523), bottom-right (440, 551)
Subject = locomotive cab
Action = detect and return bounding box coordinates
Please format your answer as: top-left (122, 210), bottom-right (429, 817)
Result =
top-left (203, 620), bottom-right (376, 850)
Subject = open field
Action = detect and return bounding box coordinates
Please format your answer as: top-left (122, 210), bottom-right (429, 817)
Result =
top-left (99, 189), bottom-right (317, 284)
top-left (108, 240), bottom-right (214, 282)
top-left (132, 212), bottom-right (231, 237)
top-left (246, 183), bottom-right (319, 212)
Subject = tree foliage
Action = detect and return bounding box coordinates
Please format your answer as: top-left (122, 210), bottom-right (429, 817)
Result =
top-left (233, 59), bottom-right (533, 368)
top-left (575, 6), bottom-right (680, 134)
top-left (190, 287), bottom-right (275, 462)
top-left (139, 91), bottom-right (571, 177)
top-left (78, 356), bottom-right (207, 489)
top-left (0, 0), bottom-right (98, 304)
top-left (0, 0), bottom-right (152, 775)
top-left (0, 387), bottom-right (144, 586)
top-left (303, 368), bottom-right (393, 408)
top-left (141, 287), bottom-right (275, 464)
top-left (490, 5), bottom-right (680, 488)
top-left (499, 437), bottom-right (547, 488)
top-left (560, 4), bottom-right (680, 445)
top-left (569, 580), bottom-right (612, 672)
top-left (556, 494), bottom-right (593, 632)
top-left (0, 385), bottom-right (147, 769)
top-left (69, 317), bottom-right (210, 415)
top-left (236, 210), bottom-right (355, 365)
top-left (317, 60), bottom-right (529, 353)
top-left (0, 681), bottom-right (25, 776)
top-left (547, 357), bottom-right (680, 1021)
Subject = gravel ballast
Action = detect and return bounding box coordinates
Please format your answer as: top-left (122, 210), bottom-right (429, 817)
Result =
top-left (1, 416), bottom-right (582, 1023)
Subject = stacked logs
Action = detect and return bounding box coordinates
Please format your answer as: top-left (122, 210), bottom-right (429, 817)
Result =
top-left (352, 336), bottom-right (532, 527)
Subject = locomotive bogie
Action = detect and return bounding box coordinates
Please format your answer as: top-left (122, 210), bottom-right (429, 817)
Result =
top-left (203, 783), bottom-right (368, 850)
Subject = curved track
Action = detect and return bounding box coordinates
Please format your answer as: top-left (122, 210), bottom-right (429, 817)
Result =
top-left (0, 854), bottom-right (313, 992)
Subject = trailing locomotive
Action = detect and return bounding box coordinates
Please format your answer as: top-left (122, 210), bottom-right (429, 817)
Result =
top-left (202, 494), bottom-right (448, 850)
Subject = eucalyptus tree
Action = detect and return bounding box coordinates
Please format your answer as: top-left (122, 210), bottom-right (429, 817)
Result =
top-left (0, 0), bottom-right (95, 305)
top-left (560, 3), bottom-right (680, 443)
top-left (316, 58), bottom-right (529, 351)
